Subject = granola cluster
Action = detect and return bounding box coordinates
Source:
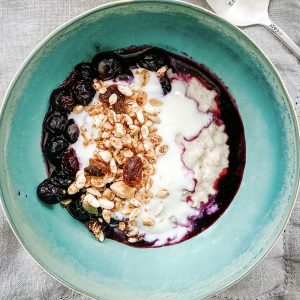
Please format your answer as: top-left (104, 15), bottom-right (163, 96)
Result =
top-left (66, 67), bottom-right (170, 242)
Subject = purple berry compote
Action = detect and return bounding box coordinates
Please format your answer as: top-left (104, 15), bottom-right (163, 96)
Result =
top-left (37, 46), bottom-right (246, 247)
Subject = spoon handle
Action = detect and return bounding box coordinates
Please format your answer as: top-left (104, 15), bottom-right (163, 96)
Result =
top-left (262, 21), bottom-right (300, 60)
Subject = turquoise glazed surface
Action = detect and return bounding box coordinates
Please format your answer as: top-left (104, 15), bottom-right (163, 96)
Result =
top-left (0, 1), bottom-right (299, 299)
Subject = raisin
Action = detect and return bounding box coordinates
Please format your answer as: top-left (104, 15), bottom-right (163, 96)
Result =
top-left (123, 156), bottom-right (143, 187)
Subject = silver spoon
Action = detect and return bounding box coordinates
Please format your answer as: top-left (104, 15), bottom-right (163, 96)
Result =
top-left (205, 0), bottom-right (300, 60)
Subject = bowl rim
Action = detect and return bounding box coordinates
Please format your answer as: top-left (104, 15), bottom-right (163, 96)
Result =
top-left (0, 0), bottom-right (299, 299)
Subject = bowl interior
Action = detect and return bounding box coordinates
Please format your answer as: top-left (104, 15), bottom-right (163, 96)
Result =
top-left (0, 1), bottom-right (299, 299)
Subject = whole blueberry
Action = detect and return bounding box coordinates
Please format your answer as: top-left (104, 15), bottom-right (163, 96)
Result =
top-left (74, 63), bottom-right (94, 82)
top-left (51, 88), bottom-right (75, 113)
top-left (91, 52), bottom-right (122, 80)
top-left (61, 148), bottom-right (79, 175)
top-left (138, 48), bottom-right (170, 71)
top-left (44, 111), bottom-right (68, 134)
top-left (60, 70), bottom-right (78, 88)
top-left (44, 135), bottom-right (69, 163)
top-left (72, 80), bottom-right (96, 105)
top-left (37, 178), bottom-right (66, 204)
top-left (64, 119), bottom-right (79, 143)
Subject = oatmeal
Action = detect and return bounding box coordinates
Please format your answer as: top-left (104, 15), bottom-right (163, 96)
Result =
top-left (37, 46), bottom-right (246, 247)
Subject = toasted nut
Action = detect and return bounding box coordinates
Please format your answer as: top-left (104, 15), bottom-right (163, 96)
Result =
top-left (144, 120), bottom-right (153, 127)
top-left (110, 181), bottom-right (136, 199)
top-left (98, 150), bottom-right (112, 163)
top-left (138, 70), bottom-right (150, 86)
top-left (75, 170), bottom-right (86, 189)
top-left (86, 188), bottom-right (102, 198)
top-left (109, 93), bottom-right (118, 105)
top-left (67, 182), bottom-right (79, 195)
top-left (156, 65), bottom-right (168, 78)
top-left (142, 218), bottom-right (155, 226)
top-left (136, 110), bottom-right (144, 124)
top-left (129, 208), bottom-right (141, 221)
top-left (102, 209), bottom-right (111, 223)
top-left (156, 144), bottom-right (169, 156)
top-left (72, 105), bottom-right (84, 114)
top-left (117, 84), bottom-right (133, 96)
top-left (84, 193), bottom-right (100, 208)
top-left (130, 198), bottom-right (141, 207)
top-left (99, 198), bottom-right (115, 209)
top-left (156, 188), bottom-right (169, 199)
top-left (141, 125), bottom-right (149, 139)
top-left (148, 115), bottom-right (161, 123)
top-left (143, 140), bottom-right (153, 151)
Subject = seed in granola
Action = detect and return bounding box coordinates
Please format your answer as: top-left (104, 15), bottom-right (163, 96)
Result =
top-left (129, 208), bottom-right (141, 221)
top-left (118, 222), bottom-right (126, 231)
top-left (82, 199), bottom-right (99, 215)
top-left (84, 193), bottom-right (100, 208)
top-left (67, 182), bottom-right (79, 195)
top-left (130, 198), bottom-right (141, 207)
top-left (110, 181), bottom-right (136, 199)
top-left (141, 125), bottom-right (149, 139)
top-left (75, 170), bottom-right (86, 189)
top-left (98, 150), bottom-right (112, 163)
top-left (102, 209), bottom-right (111, 223)
top-left (136, 110), bottom-right (144, 124)
top-left (128, 237), bottom-right (138, 243)
top-left (98, 198), bottom-right (114, 209)
top-left (154, 203), bottom-right (164, 216)
top-left (123, 149), bottom-right (134, 158)
top-left (142, 218), bottom-right (155, 226)
top-left (86, 188), bottom-right (102, 198)
top-left (149, 98), bottom-right (163, 106)
top-left (144, 105), bottom-right (160, 115)
top-left (60, 199), bottom-right (72, 206)
top-left (72, 105), bottom-right (84, 114)
top-left (123, 156), bottom-right (143, 187)
top-left (102, 188), bottom-right (115, 200)
top-left (109, 93), bottom-right (118, 105)
top-left (110, 158), bottom-right (118, 174)
top-left (156, 65), bottom-right (168, 78)
top-left (156, 188), bottom-right (169, 199)
top-left (138, 69), bottom-right (150, 86)
top-left (136, 91), bottom-right (148, 106)
top-left (117, 84), bottom-right (133, 97)
top-left (114, 123), bottom-right (126, 137)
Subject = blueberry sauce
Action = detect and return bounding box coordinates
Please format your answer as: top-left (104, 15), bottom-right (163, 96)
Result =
top-left (37, 46), bottom-right (246, 248)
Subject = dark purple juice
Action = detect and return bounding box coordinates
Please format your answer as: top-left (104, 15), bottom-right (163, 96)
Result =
top-left (37, 46), bottom-right (246, 248)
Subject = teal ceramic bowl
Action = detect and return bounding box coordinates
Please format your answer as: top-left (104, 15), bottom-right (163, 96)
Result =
top-left (0, 1), bottom-right (299, 299)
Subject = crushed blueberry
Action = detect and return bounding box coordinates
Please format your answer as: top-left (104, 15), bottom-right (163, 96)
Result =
top-left (61, 148), bottom-right (79, 175)
top-left (66, 197), bottom-right (92, 222)
top-left (74, 63), bottom-right (94, 82)
top-left (72, 80), bottom-right (96, 105)
top-left (159, 76), bottom-right (172, 95)
top-left (138, 48), bottom-right (170, 71)
top-left (37, 178), bottom-right (66, 204)
top-left (44, 135), bottom-right (68, 163)
top-left (44, 111), bottom-right (68, 134)
top-left (51, 88), bottom-right (75, 113)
